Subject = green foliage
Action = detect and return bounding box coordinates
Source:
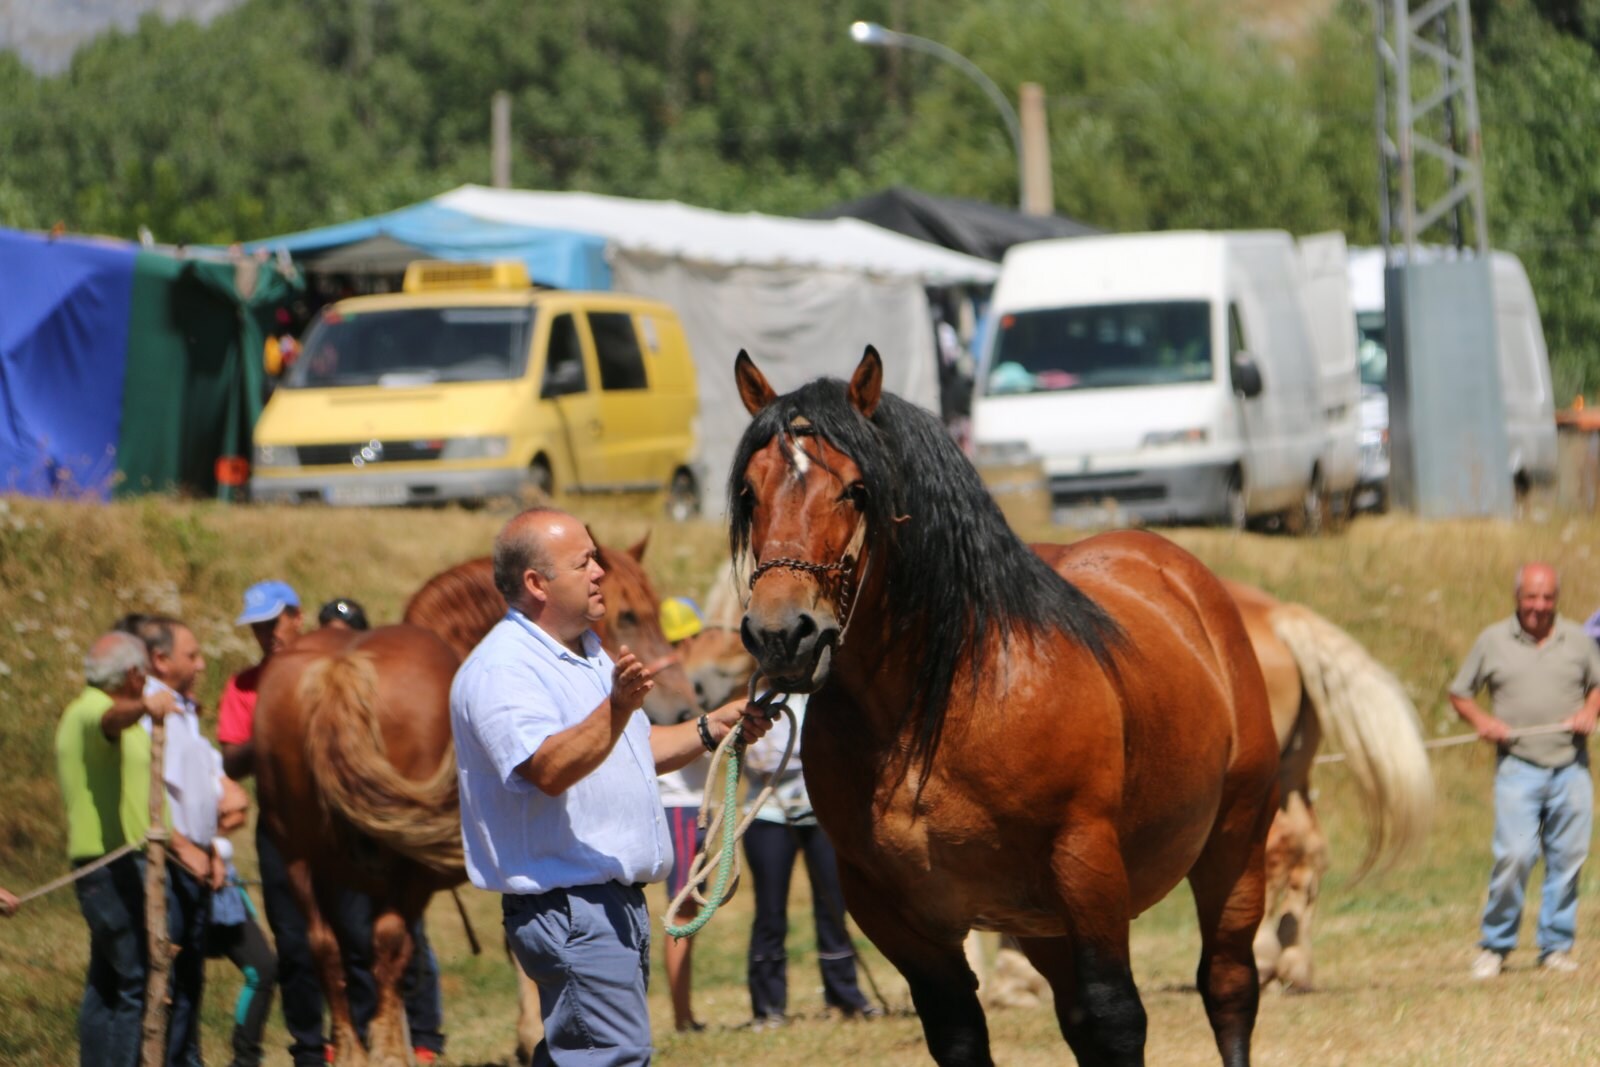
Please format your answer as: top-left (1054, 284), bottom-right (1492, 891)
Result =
top-left (0, 0), bottom-right (1597, 393)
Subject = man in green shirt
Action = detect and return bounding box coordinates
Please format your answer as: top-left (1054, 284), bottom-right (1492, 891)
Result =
top-left (55, 631), bottom-right (176, 1067)
top-left (1450, 562), bottom-right (1600, 980)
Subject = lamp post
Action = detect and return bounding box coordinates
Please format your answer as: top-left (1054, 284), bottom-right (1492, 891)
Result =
top-left (850, 20), bottom-right (1026, 210)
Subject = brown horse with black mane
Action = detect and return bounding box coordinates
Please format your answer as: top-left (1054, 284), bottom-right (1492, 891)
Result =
top-left (730, 347), bottom-right (1280, 1066)
top-left (253, 535), bottom-right (696, 1067)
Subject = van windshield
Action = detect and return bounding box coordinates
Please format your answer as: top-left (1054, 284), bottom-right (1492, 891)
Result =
top-left (288, 306), bottom-right (535, 388)
top-left (985, 301), bottom-right (1212, 395)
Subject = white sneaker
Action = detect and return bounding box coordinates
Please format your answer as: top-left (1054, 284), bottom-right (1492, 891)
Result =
top-left (1540, 950), bottom-right (1579, 973)
top-left (1471, 949), bottom-right (1505, 980)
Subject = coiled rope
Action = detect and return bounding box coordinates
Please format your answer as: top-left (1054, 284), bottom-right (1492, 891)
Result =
top-left (663, 678), bottom-right (796, 940)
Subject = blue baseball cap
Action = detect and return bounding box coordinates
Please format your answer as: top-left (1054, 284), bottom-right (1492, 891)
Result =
top-left (236, 580), bottom-right (301, 626)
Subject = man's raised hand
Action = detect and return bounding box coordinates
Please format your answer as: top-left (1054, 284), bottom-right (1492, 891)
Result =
top-left (609, 646), bottom-right (654, 717)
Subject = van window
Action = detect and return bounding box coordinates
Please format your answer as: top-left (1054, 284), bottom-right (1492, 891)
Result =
top-left (590, 312), bottom-right (649, 391)
top-left (542, 314), bottom-right (588, 397)
top-left (291, 306), bottom-right (534, 388)
top-left (986, 302), bottom-right (1211, 395)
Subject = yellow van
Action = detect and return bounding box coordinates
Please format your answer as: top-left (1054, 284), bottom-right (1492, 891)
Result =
top-left (250, 261), bottom-right (700, 512)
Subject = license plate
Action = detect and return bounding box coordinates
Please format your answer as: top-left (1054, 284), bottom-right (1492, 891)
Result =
top-left (323, 483), bottom-right (409, 506)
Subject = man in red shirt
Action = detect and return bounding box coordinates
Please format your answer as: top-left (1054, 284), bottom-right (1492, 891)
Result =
top-left (218, 580), bottom-right (303, 781)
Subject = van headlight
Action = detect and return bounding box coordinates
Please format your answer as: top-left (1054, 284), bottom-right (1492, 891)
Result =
top-left (440, 436), bottom-right (510, 460)
top-left (1142, 428), bottom-right (1208, 447)
top-left (254, 444), bottom-right (298, 469)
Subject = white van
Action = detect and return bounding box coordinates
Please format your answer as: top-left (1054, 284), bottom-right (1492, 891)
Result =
top-left (1346, 247), bottom-right (1558, 509)
top-left (972, 231), bottom-right (1346, 530)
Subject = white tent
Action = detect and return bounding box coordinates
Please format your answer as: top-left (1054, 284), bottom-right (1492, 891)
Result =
top-left (435, 186), bottom-right (999, 512)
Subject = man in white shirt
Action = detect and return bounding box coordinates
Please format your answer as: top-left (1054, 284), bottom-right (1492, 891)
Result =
top-left (129, 615), bottom-right (226, 1067)
top-left (452, 508), bottom-right (768, 1066)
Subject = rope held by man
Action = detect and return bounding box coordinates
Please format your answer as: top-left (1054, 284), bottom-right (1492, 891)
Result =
top-left (663, 681), bottom-right (796, 939)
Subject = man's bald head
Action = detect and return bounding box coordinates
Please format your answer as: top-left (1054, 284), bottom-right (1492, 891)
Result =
top-left (493, 508), bottom-right (578, 604)
top-left (1514, 561), bottom-right (1559, 641)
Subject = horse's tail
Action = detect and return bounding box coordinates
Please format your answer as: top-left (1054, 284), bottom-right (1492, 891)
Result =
top-left (1269, 603), bottom-right (1433, 879)
top-left (299, 649), bottom-right (465, 876)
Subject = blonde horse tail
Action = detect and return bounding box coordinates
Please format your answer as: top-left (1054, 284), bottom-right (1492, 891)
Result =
top-left (299, 650), bottom-right (465, 876)
top-left (1269, 604), bottom-right (1433, 879)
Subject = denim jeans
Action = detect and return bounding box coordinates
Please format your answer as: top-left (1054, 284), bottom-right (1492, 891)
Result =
top-left (73, 853), bottom-right (147, 1067)
top-left (1480, 754), bottom-right (1593, 955)
top-left (164, 864), bottom-right (211, 1067)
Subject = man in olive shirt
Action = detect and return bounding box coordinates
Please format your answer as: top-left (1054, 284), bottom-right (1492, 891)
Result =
top-left (56, 632), bottom-right (176, 1067)
top-left (1450, 562), bottom-right (1600, 979)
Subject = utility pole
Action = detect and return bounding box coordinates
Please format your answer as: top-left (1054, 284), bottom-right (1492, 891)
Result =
top-left (1372, 0), bottom-right (1507, 518)
top-left (491, 91), bottom-right (512, 189)
top-left (1018, 83), bottom-right (1053, 217)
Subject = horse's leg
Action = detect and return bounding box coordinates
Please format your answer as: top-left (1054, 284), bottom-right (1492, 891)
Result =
top-left (1188, 789), bottom-right (1277, 1067)
top-left (365, 890), bottom-right (423, 1067)
top-left (289, 860), bottom-right (369, 1066)
top-left (1028, 827), bottom-right (1146, 1065)
top-left (1268, 788), bottom-right (1325, 990)
top-left (1255, 700), bottom-right (1325, 991)
top-left (838, 861), bottom-right (991, 1067)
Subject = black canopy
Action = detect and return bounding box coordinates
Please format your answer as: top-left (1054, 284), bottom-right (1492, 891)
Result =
top-left (811, 186), bottom-right (1099, 263)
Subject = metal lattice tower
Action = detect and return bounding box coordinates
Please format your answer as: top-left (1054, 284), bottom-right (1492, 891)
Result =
top-left (1372, 0), bottom-right (1489, 258)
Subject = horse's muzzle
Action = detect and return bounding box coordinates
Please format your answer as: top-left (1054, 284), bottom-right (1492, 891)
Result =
top-left (740, 610), bottom-right (840, 692)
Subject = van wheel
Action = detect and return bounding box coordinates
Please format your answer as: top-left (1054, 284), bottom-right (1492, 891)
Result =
top-left (665, 469), bottom-right (699, 522)
top-left (1225, 471), bottom-right (1247, 532)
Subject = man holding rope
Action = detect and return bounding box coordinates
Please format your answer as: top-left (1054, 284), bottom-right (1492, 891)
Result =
top-left (54, 631), bottom-right (176, 1067)
top-left (1451, 562), bottom-right (1600, 980)
top-left (451, 508), bottom-right (769, 1065)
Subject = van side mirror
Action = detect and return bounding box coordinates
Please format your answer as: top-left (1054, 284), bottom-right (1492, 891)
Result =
top-left (1231, 352), bottom-right (1263, 399)
top-left (541, 360), bottom-right (585, 398)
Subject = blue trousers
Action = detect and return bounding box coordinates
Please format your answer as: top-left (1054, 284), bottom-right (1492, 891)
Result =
top-left (1480, 755), bottom-right (1593, 955)
top-left (73, 853), bottom-right (147, 1067)
top-left (73, 853), bottom-right (209, 1067)
top-left (505, 882), bottom-right (652, 1067)
top-left (743, 820), bottom-right (869, 1019)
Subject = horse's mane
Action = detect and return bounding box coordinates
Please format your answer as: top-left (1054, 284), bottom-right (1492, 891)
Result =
top-left (728, 376), bottom-right (1123, 770)
top-left (402, 558), bottom-right (502, 659)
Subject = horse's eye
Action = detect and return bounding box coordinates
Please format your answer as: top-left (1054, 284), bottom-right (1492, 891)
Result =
top-left (619, 610), bottom-right (638, 627)
top-left (740, 480), bottom-right (756, 504)
top-left (840, 481), bottom-right (868, 508)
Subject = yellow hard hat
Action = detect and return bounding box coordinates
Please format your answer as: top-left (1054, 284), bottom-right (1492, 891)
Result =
top-left (659, 597), bottom-right (704, 644)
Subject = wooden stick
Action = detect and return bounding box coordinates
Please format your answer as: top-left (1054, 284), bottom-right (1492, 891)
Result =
top-left (140, 717), bottom-right (172, 1066)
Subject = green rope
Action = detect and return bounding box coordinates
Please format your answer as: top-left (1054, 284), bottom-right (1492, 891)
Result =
top-left (663, 744), bottom-right (742, 939)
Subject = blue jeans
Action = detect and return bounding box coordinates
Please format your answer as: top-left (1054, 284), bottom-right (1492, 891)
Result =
top-left (1480, 754), bottom-right (1593, 956)
top-left (73, 853), bottom-right (147, 1067)
top-left (504, 883), bottom-right (652, 1067)
top-left (164, 864), bottom-right (211, 1067)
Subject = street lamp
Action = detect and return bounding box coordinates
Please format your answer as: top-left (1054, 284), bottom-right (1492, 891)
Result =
top-left (850, 20), bottom-right (1025, 209)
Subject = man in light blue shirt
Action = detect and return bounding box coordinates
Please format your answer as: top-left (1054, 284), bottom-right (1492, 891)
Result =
top-left (452, 508), bottom-right (767, 1065)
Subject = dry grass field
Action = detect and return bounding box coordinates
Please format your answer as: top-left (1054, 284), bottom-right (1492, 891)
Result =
top-left (4, 495), bottom-right (1600, 1065)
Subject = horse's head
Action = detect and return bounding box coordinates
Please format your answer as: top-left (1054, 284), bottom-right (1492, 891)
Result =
top-left (729, 346), bottom-right (888, 692)
top-left (592, 534), bottom-right (700, 725)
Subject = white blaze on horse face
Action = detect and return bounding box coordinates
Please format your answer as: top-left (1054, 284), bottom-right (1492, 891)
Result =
top-left (784, 432), bottom-right (810, 478)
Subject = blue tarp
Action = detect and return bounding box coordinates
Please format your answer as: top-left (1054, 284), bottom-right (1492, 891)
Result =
top-left (245, 201), bottom-right (612, 290)
top-left (0, 229), bottom-right (135, 497)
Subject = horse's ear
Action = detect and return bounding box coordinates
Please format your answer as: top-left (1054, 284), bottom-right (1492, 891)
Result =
top-left (627, 530), bottom-right (649, 562)
top-left (735, 350), bottom-right (777, 417)
top-left (848, 345), bottom-right (884, 419)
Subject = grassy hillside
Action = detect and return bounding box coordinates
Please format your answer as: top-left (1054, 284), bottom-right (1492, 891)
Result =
top-left (3, 498), bottom-right (1599, 1064)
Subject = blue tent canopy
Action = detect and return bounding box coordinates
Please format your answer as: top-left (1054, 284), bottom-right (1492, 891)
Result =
top-left (247, 201), bottom-right (611, 290)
